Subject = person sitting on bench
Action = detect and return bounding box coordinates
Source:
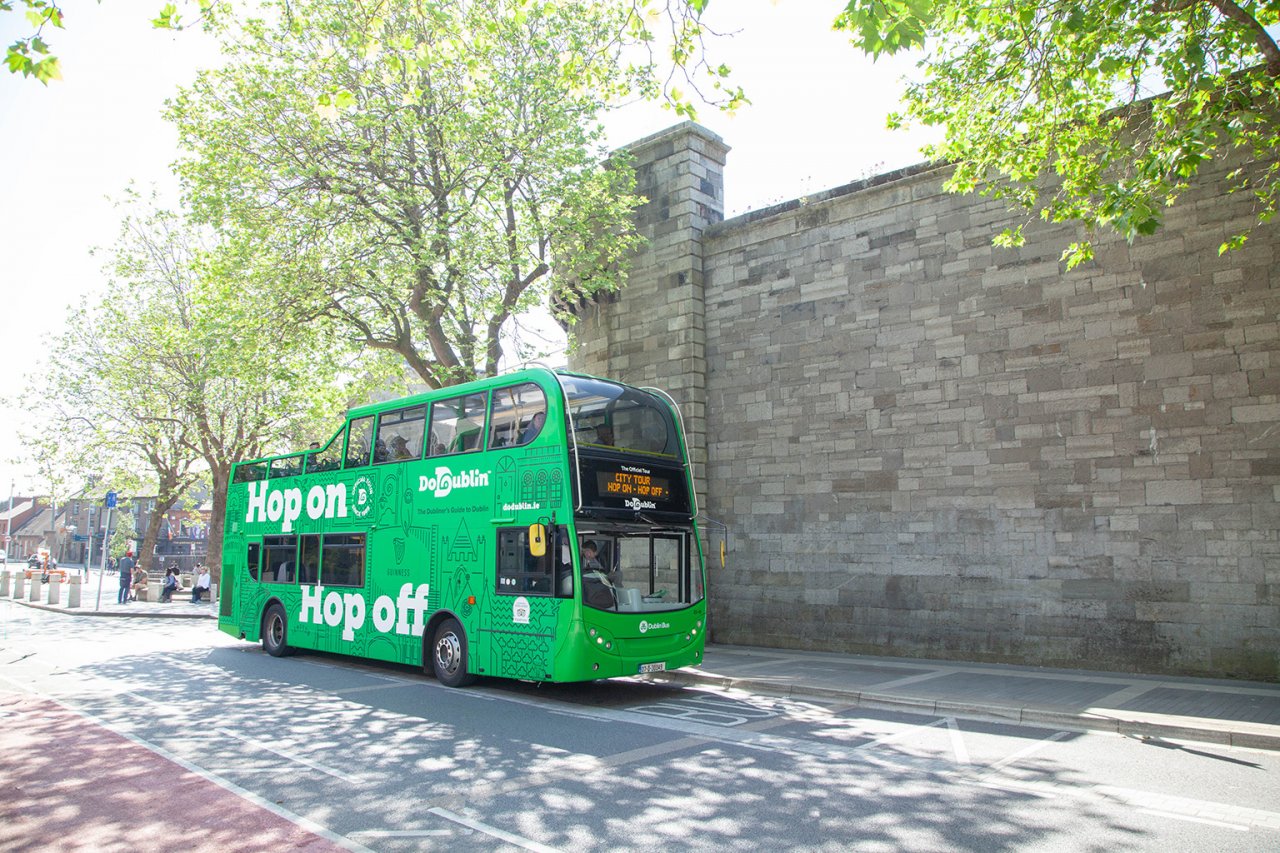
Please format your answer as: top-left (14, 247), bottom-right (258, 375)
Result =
top-left (159, 568), bottom-right (179, 603)
top-left (191, 565), bottom-right (211, 603)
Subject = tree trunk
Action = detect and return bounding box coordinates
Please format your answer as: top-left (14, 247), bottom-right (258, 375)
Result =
top-left (206, 464), bottom-right (230, 587)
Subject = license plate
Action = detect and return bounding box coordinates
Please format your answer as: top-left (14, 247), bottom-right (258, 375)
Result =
top-left (639, 662), bottom-right (666, 673)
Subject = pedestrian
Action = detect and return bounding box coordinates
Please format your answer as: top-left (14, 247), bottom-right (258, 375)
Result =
top-left (130, 562), bottom-right (148, 601)
top-left (116, 552), bottom-right (134, 604)
top-left (159, 567), bottom-right (179, 603)
top-left (191, 565), bottom-right (211, 603)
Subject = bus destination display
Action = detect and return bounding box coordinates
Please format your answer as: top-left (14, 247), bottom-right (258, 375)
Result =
top-left (598, 468), bottom-right (670, 500)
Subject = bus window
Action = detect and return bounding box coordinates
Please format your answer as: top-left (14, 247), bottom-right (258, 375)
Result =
top-left (496, 526), bottom-right (568, 596)
top-left (374, 405), bottom-right (426, 464)
top-left (264, 535), bottom-right (296, 583)
top-left (307, 426), bottom-right (345, 473)
top-left (429, 393), bottom-right (487, 455)
top-left (346, 417), bottom-right (374, 468)
top-left (233, 463), bottom-right (267, 484)
top-left (489, 383), bottom-right (547, 448)
top-left (298, 535), bottom-right (320, 585)
top-left (561, 376), bottom-right (678, 457)
top-left (246, 542), bottom-right (261, 581)
top-left (320, 534), bottom-right (365, 587)
top-left (269, 455), bottom-right (304, 479)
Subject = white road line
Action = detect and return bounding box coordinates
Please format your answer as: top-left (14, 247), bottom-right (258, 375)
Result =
top-left (945, 717), bottom-right (970, 765)
top-left (348, 829), bottom-right (454, 837)
top-left (852, 717), bottom-right (949, 752)
top-left (967, 780), bottom-right (1057, 799)
top-left (1139, 809), bottom-right (1249, 832)
top-left (428, 807), bottom-right (563, 853)
top-left (215, 727), bottom-right (365, 784)
top-left (985, 730), bottom-right (1070, 773)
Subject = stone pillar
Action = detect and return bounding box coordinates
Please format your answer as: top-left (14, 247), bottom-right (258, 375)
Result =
top-left (567, 122), bottom-right (728, 508)
top-left (67, 576), bottom-right (81, 608)
top-left (0, 570), bottom-right (8, 597)
top-left (46, 576), bottom-right (60, 605)
top-left (28, 577), bottom-right (41, 602)
top-left (13, 572), bottom-right (24, 599)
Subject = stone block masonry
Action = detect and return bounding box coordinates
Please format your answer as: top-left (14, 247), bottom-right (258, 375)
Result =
top-left (569, 123), bottom-right (1280, 680)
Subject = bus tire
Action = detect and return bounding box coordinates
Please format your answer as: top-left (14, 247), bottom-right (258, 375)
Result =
top-left (430, 618), bottom-right (477, 687)
top-left (262, 603), bottom-right (293, 658)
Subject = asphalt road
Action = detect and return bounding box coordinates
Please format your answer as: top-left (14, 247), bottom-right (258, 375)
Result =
top-left (3, 600), bottom-right (1279, 851)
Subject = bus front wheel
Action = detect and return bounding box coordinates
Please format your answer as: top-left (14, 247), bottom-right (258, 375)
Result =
top-left (430, 618), bottom-right (477, 687)
top-left (262, 603), bottom-right (293, 658)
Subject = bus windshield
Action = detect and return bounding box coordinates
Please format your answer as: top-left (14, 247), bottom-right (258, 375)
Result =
top-left (576, 525), bottom-right (702, 614)
top-left (560, 375), bottom-right (678, 458)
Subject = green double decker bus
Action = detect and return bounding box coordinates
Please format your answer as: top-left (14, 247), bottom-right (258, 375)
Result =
top-left (218, 368), bottom-right (707, 686)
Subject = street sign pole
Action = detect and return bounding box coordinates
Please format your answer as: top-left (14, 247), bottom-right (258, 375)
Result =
top-left (95, 491), bottom-right (117, 611)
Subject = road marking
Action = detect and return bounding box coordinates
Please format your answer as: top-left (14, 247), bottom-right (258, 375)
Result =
top-left (1139, 809), bottom-right (1249, 831)
top-left (216, 727), bottom-right (367, 784)
top-left (428, 807), bottom-right (563, 852)
top-left (348, 829), bottom-right (453, 838)
top-left (945, 717), bottom-right (970, 765)
top-left (985, 730), bottom-right (1070, 773)
top-left (967, 780), bottom-right (1057, 799)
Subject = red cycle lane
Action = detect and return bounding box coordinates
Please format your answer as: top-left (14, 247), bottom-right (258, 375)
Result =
top-left (0, 694), bottom-right (351, 852)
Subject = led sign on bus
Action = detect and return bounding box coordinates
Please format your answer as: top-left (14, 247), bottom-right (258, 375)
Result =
top-left (598, 467), bottom-right (670, 500)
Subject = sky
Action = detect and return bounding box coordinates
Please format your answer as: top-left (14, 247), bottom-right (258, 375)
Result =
top-left (0, 0), bottom-right (934, 497)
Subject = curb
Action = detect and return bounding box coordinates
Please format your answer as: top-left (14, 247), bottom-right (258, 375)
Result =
top-left (652, 668), bottom-right (1280, 753)
top-left (4, 596), bottom-right (217, 620)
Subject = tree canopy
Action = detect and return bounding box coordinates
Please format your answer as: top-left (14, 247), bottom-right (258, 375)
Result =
top-left (835, 0), bottom-right (1280, 264)
top-left (168, 0), bottom-right (680, 387)
top-left (29, 196), bottom-right (364, 575)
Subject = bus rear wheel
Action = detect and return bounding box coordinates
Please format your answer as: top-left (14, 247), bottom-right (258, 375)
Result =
top-left (430, 618), bottom-right (477, 687)
top-left (262, 603), bottom-right (294, 658)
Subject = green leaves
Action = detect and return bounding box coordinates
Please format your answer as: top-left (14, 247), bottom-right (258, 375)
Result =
top-left (170, 0), bottom-right (648, 387)
top-left (836, 0), bottom-right (1280, 265)
top-left (835, 0), bottom-right (936, 58)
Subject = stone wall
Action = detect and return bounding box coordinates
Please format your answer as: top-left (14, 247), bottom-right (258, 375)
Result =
top-left (570, 123), bottom-right (1280, 679)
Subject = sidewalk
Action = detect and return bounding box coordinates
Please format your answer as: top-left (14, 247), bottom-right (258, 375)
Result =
top-left (658, 643), bottom-right (1280, 753)
top-left (2, 568), bottom-right (216, 619)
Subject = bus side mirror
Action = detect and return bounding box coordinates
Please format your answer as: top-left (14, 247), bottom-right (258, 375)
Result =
top-left (528, 523), bottom-right (547, 558)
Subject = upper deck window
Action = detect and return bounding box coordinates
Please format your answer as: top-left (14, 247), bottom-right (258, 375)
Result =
top-left (561, 376), bottom-right (678, 458)
top-left (269, 455), bottom-right (304, 479)
top-left (429, 393), bottom-right (487, 456)
top-left (374, 405), bottom-right (426, 464)
top-left (306, 425), bottom-right (345, 473)
top-left (346, 416), bottom-right (374, 468)
top-left (489, 383), bottom-right (547, 449)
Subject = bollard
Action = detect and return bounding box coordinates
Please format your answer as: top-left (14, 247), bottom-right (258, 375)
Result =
top-left (67, 575), bottom-right (81, 609)
top-left (210, 582), bottom-right (218, 604)
top-left (47, 576), bottom-right (61, 605)
top-left (0, 570), bottom-right (9, 597)
top-left (29, 576), bottom-right (42, 602)
top-left (13, 572), bottom-right (25, 599)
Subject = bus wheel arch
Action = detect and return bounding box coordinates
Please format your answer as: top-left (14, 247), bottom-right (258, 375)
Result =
top-left (424, 611), bottom-right (477, 688)
top-left (261, 599), bottom-right (295, 658)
